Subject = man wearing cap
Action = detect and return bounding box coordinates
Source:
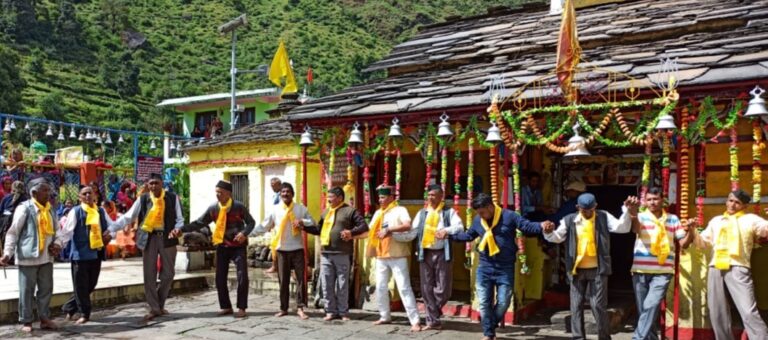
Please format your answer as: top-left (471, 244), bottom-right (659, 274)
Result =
top-left (549, 179), bottom-right (586, 223)
top-left (629, 187), bottom-right (689, 340)
top-left (413, 184), bottom-right (464, 330)
top-left (56, 185), bottom-right (112, 324)
top-left (301, 186), bottom-right (368, 321)
top-left (366, 185), bottom-right (421, 331)
top-left (254, 182), bottom-right (315, 319)
top-left (543, 192), bottom-right (639, 340)
top-left (172, 180), bottom-right (255, 318)
top-left (0, 178), bottom-right (62, 332)
top-left (686, 189), bottom-right (768, 340)
top-left (438, 193), bottom-right (555, 340)
top-left (110, 173), bottom-right (184, 321)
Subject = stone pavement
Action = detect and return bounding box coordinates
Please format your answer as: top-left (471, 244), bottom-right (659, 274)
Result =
top-left (0, 288), bottom-right (636, 340)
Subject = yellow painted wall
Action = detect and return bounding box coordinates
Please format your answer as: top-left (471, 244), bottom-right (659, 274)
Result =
top-left (666, 119), bottom-right (768, 332)
top-left (188, 140), bottom-right (321, 258)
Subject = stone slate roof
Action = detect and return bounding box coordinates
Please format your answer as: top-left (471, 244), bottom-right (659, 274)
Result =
top-left (287, 0), bottom-right (768, 121)
top-left (183, 118), bottom-right (293, 150)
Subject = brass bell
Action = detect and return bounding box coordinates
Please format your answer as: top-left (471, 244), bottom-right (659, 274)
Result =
top-left (388, 118), bottom-right (403, 138)
top-left (564, 123), bottom-right (591, 157)
top-left (485, 121), bottom-right (502, 144)
top-left (348, 122), bottom-right (363, 145)
top-left (437, 113), bottom-right (453, 138)
top-left (655, 114), bottom-right (677, 130)
top-left (299, 125), bottom-right (314, 147)
top-left (745, 85), bottom-right (768, 117)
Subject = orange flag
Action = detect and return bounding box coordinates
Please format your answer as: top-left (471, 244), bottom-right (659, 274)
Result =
top-left (556, 0), bottom-right (581, 102)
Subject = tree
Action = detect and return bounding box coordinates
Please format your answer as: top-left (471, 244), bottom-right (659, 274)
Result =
top-left (99, 0), bottom-right (129, 33)
top-left (37, 91), bottom-right (67, 119)
top-left (0, 46), bottom-right (25, 114)
top-left (116, 51), bottom-right (140, 97)
top-left (27, 47), bottom-right (46, 74)
top-left (54, 0), bottom-right (82, 50)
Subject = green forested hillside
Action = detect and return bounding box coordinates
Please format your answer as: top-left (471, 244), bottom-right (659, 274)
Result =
top-left (0, 0), bottom-right (542, 132)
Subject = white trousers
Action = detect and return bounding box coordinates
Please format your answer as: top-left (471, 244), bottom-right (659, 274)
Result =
top-left (375, 257), bottom-right (420, 326)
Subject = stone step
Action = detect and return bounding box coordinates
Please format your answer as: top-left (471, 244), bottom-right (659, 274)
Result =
top-left (550, 303), bottom-right (635, 334)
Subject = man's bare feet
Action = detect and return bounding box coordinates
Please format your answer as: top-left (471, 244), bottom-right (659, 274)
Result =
top-left (297, 309), bottom-right (309, 320)
top-left (410, 324), bottom-right (422, 332)
top-left (481, 336), bottom-right (495, 340)
top-left (20, 323), bottom-right (32, 332)
top-left (274, 310), bottom-right (288, 317)
top-left (372, 319), bottom-right (391, 325)
top-left (66, 313), bottom-right (78, 321)
top-left (234, 309), bottom-right (246, 318)
top-left (75, 317), bottom-right (88, 325)
top-left (160, 309), bottom-right (169, 315)
top-left (423, 324), bottom-right (442, 330)
top-left (341, 315), bottom-right (351, 321)
top-left (40, 319), bottom-right (57, 330)
top-left (323, 314), bottom-right (336, 321)
top-left (217, 309), bottom-right (233, 316)
top-left (265, 266), bottom-right (277, 274)
top-left (143, 311), bottom-right (161, 321)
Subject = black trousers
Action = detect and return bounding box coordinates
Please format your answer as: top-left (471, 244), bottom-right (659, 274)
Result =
top-left (277, 249), bottom-right (306, 312)
top-left (62, 259), bottom-right (102, 319)
top-left (216, 246), bottom-right (249, 310)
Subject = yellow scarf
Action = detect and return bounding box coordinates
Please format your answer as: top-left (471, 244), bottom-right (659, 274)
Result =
top-left (367, 201), bottom-right (398, 253)
top-left (81, 203), bottom-right (104, 249)
top-left (141, 190), bottom-right (165, 232)
top-left (421, 202), bottom-right (445, 249)
top-left (715, 211), bottom-right (744, 270)
top-left (212, 198), bottom-right (233, 245)
top-left (478, 205), bottom-right (502, 256)
top-left (321, 203), bottom-right (343, 246)
top-left (271, 201), bottom-right (297, 252)
top-left (33, 199), bottom-right (54, 254)
top-left (648, 210), bottom-right (670, 265)
top-left (573, 212), bottom-right (597, 274)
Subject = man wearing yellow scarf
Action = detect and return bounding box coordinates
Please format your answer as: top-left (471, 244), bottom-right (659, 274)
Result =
top-left (441, 193), bottom-right (555, 340)
top-left (57, 186), bottom-right (111, 324)
top-left (367, 185), bottom-right (422, 332)
top-left (1, 178), bottom-right (61, 332)
top-left (687, 189), bottom-right (768, 340)
top-left (109, 173), bottom-right (185, 321)
top-left (544, 192), bottom-right (638, 340)
top-left (180, 180), bottom-right (255, 318)
top-left (252, 182), bottom-right (315, 320)
top-left (301, 186), bottom-right (368, 321)
top-left (412, 185), bottom-right (463, 330)
top-left (628, 188), bottom-right (688, 340)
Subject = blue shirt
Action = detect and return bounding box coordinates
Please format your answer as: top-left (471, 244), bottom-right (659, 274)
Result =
top-left (550, 198), bottom-right (578, 223)
top-left (451, 209), bottom-right (542, 268)
top-left (521, 185), bottom-right (543, 217)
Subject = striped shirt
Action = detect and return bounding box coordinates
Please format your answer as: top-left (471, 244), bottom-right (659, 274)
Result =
top-left (631, 211), bottom-right (686, 274)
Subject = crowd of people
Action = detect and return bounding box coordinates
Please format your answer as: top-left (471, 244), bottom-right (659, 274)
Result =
top-left (1, 172), bottom-right (767, 340)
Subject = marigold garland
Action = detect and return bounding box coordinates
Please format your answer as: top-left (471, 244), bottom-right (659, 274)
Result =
top-left (441, 144), bottom-right (448, 193)
top-left (396, 148), bottom-right (402, 203)
top-left (753, 119), bottom-right (764, 212)
top-left (344, 147), bottom-right (354, 197)
top-left (662, 131), bottom-right (671, 200)
top-left (363, 124), bottom-right (372, 219)
top-left (424, 135), bottom-right (434, 204)
top-left (641, 138), bottom-right (653, 204)
top-left (454, 124), bottom-right (462, 209)
top-left (730, 127), bottom-right (739, 191)
top-left (679, 107), bottom-right (690, 220)
top-left (383, 141), bottom-right (390, 185)
top-left (696, 143), bottom-right (706, 229)
top-left (465, 137), bottom-right (475, 270)
top-left (490, 145), bottom-right (498, 204)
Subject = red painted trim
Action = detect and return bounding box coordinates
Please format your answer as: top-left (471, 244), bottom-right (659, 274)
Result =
top-left (189, 156), bottom-right (320, 167)
top-left (666, 327), bottom-right (747, 340)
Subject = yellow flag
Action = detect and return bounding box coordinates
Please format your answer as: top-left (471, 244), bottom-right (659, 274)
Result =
top-left (269, 40), bottom-right (298, 94)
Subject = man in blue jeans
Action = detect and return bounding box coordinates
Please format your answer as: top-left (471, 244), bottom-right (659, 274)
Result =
top-left (438, 193), bottom-right (555, 340)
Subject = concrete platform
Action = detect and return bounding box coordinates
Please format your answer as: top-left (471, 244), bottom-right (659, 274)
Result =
top-left (0, 258), bottom-right (213, 323)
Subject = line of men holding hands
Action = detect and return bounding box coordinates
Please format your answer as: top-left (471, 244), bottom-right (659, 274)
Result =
top-left (2, 175), bottom-right (767, 340)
